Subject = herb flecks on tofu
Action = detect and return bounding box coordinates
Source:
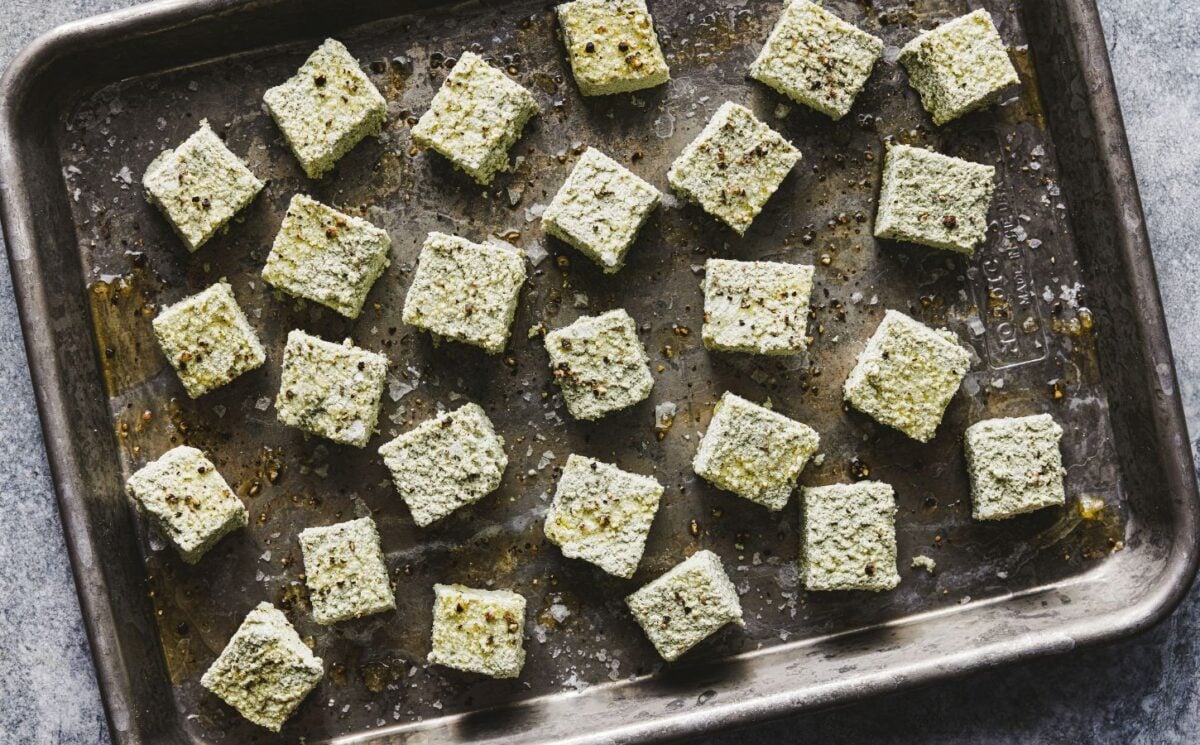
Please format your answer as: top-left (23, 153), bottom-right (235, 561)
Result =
top-left (557, 0), bottom-right (670, 96)
top-left (299, 516), bottom-right (394, 625)
top-left (626, 550), bottom-right (743, 661)
top-left (965, 414), bottom-right (1066, 520)
top-left (544, 309), bottom-right (654, 421)
top-left (702, 258), bottom-right (815, 355)
top-left (801, 481), bottom-right (900, 592)
top-left (428, 584), bottom-right (527, 679)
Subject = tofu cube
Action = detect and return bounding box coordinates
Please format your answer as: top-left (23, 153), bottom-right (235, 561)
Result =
top-left (542, 147), bottom-right (660, 273)
top-left (667, 102), bottom-right (801, 235)
top-left (262, 194), bottom-right (391, 319)
top-left (275, 330), bottom-right (388, 448)
top-left (263, 38), bottom-right (388, 179)
top-left (800, 481), bottom-right (900, 592)
top-left (750, 0), bottom-right (883, 120)
top-left (702, 258), bottom-right (815, 355)
top-left (899, 9), bottom-right (1020, 125)
top-left (152, 281), bottom-right (266, 398)
top-left (965, 414), bottom-right (1066, 520)
top-left (299, 517), bottom-right (394, 624)
top-left (411, 51), bottom-right (540, 185)
top-left (378, 403), bottom-right (508, 527)
top-left (428, 584), bottom-right (526, 679)
top-left (874, 143), bottom-right (996, 255)
top-left (201, 602), bottom-right (324, 732)
top-left (625, 550), bottom-right (743, 662)
top-left (557, 0), bottom-right (670, 96)
top-left (843, 310), bottom-right (971, 442)
top-left (692, 391), bottom-right (819, 510)
top-left (125, 446), bottom-right (248, 564)
top-left (544, 309), bottom-right (654, 420)
top-left (142, 119), bottom-right (264, 252)
top-left (544, 454), bottom-right (664, 578)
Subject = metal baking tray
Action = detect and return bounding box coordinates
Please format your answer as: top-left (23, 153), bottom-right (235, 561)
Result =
top-left (1, 0), bottom-right (1195, 742)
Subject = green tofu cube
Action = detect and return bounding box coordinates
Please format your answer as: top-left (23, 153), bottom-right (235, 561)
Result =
top-left (142, 119), bottom-right (264, 252)
top-left (274, 330), bottom-right (388, 448)
top-left (557, 0), bottom-right (670, 96)
top-left (263, 38), bottom-right (388, 179)
top-left (428, 584), bottom-right (526, 679)
top-left (800, 481), bottom-right (900, 592)
top-left (299, 517), bottom-right (394, 625)
top-left (692, 391), bottom-right (819, 510)
top-left (377, 403), bottom-right (508, 527)
top-left (411, 51), bottom-right (540, 185)
top-left (542, 147), bottom-right (661, 274)
top-left (625, 550), bottom-right (743, 662)
top-left (544, 309), bottom-right (654, 420)
top-left (262, 194), bottom-right (391, 319)
top-left (965, 414), bottom-right (1066, 520)
top-left (544, 454), bottom-right (664, 578)
top-left (667, 102), bottom-right (801, 235)
top-left (702, 258), bottom-right (815, 355)
top-left (401, 232), bottom-right (526, 354)
top-left (899, 9), bottom-right (1020, 126)
top-left (874, 143), bottom-right (996, 255)
top-left (749, 0), bottom-right (883, 120)
top-left (152, 281), bottom-right (266, 398)
top-left (843, 310), bottom-right (971, 442)
top-left (201, 602), bottom-right (324, 732)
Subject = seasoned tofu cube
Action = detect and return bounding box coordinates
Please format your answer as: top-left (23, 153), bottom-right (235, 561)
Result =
top-left (201, 602), bottom-right (324, 732)
top-left (402, 232), bottom-right (526, 354)
top-left (125, 446), bottom-right (248, 564)
top-left (557, 0), bottom-right (670, 96)
top-left (263, 38), bottom-right (388, 178)
top-left (692, 391), bottom-right (819, 510)
top-left (299, 517), bottom-right (394, 624)
top-left (702, 258), bottom-right (815, 355)
top-left (428, 584), bottom-right (526, 679)
top-left (625, 550), bottom-right (743, 662)
top-left (544, 454), bottom-right (664, 578)
top-left (152, 281), bottom-right (266, 398)
top-left (965, 414), bottom-right (1066, 520)
top-left (800, 481), bottom-right (900, 592)
top-left (377, 403), bottom-right (508, 527)
top-left (274, 330), bottom-right (388, 448)
top-left (542, 147), bottom-right (660, 273)
top-left (899, 9), bottom-right (1020, 125)
top-left (262, 194), bottom-right (391, 319)
top-left (874, 143), bottom-right (996, 255)
top-left (544, 309), bottom-right (654, 420)
top-left (142, 119), bottom-right (264, 252)
top-left (749, 0), bottom-right (883, 120)
top-left (843, 310), bottom-right (971, 442)
top-left (667, 102), bottom-right (801, 235)
top-left (411, 51), bottom-right (540, 185)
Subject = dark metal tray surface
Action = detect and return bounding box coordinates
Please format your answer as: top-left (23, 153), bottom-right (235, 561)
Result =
top-left (0, 0), bottom-right (1195, 742)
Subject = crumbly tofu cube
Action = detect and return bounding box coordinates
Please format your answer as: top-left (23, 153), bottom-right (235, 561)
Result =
top-left (544, 454), bottom-right (664, 578)
top-left (275, 330), bottom-right (388, 448)
top-left (843, 310), bottom-right (971, 442)
top-left (378, 403), bottom-right (508, 527)
top-left (625, 550), bottom-right (743, 662)
top-left (667, 102), bottom-right (801, 235)
top-left (800, 481), bottom-right (900, 592)
top-left (702, 258), bottom-right (815, 355)
top-left (544, 309), bottom-right (654, 420)
top-left (142, 119), bottom-right (264, 252)
top-left (692, 391), bottom-right (819, 510)
top-left (964, 414), bottom-right (1066, 520)
top-left (874, 144), bottom-right (996, 255)
top-left (428, 584), bottom-right (526, 679)
top-left (262, 194), bottom-right (391, 319)
top-left (299, 517), bottom-right (394, 624)
top-left (557, 0), bottom-right (670, 96)
top-left (898, 9), bottom-right (1020, 125)
top-left (152, 281), bottom-right (266, 398)
top-left (542, 147), bottom-right (660, 273)
top-left (125, 446), bottom-right (248, 564)
top-left (411, 51), bottom-right (540, 185)
top-left (201, 602), bottom-right (324, 732)
top-left (263, 38), bottom-right (388, 179)
top-left (749, 0), bottom-right (883, 120)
